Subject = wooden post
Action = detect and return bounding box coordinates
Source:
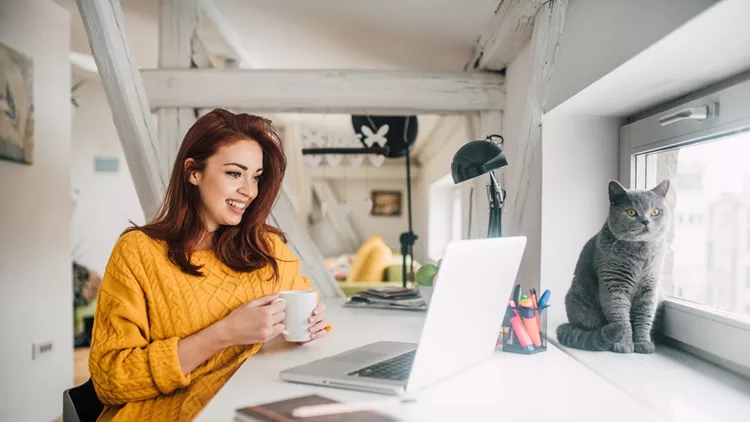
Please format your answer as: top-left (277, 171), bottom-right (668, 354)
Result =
top-left (466, 0), bottom-right (546, 71)
top-left (158, 0), bottom-right (199, 182)
top-left (506, 0), bottom-right (569, 290)
top-left (76, 0), bottom-right (164, 219)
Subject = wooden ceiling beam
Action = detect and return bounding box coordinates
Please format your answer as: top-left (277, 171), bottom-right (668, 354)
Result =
top-left (466, 0), bottom-right (546, 71)
top-left (140, 68), bottom-right (506, 114)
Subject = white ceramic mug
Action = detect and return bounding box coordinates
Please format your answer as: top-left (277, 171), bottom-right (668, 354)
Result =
top-left (273, 290), bottom-right (318, 342)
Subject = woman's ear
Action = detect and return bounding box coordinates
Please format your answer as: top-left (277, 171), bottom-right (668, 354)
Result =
top-left (185, 158), bottom-right (200, 186)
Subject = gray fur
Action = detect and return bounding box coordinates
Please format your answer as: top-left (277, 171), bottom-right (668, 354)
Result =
top-left (556, 179), bottom-right (671, 353)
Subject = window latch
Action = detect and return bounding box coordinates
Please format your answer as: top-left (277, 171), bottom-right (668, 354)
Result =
top-left (658, 105), bottom-right (711, 126)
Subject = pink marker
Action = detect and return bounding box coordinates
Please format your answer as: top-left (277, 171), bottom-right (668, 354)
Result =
top-left (507, 300), bottom-right (534, 352)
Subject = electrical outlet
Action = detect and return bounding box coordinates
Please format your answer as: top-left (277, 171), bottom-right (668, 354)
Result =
top-left (32, 341), bottom-right (54, 360)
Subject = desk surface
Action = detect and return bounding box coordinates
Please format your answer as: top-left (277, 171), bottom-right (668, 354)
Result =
top-left (197, 299), bottom-right (666, 422)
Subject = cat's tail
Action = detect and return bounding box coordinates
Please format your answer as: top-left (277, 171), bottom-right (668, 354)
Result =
top-left (556, 322), bottom-right (627, 351)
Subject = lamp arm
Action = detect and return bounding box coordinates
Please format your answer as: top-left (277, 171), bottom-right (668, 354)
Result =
top-left (488, 172), bottom-right (504, 237)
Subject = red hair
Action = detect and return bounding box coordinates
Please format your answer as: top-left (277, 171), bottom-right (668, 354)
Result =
top-left (127, 108), bottom-right (287, 278)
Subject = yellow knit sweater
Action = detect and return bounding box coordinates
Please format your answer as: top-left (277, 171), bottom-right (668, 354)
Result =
top-left (89, 230), bottom-right (327, 421)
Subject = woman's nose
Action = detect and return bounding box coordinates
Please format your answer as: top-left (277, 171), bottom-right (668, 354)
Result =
top-left (240, 179), bottom-right (256, 199)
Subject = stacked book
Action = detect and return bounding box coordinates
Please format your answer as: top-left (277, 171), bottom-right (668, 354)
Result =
top-left (343, 287), bottom-right (426, 311)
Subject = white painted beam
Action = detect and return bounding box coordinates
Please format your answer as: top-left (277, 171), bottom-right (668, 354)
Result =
top-left (140, 69), bottom-right (506, 113)
top-left (311, 182), bottom-right (361, 253)
top-left (198, 0), bottom-right (253, 68)
top-left (505, 0), bottom-right (568, 291)
top-left (269, 188), bottom-right (344, 298)
top-left (76, 0), bottom-right (164, 219)
top-left (411, 117), bottom-right (449, 161)
top-left (412, 115), bottom-right (465, 166)
top-left (158, 0), bottom-right (199, 182)
top-left (191, 31), bottom-right (219, 68)
top-left (159, 0), bottom-right (198, 69)
top-left (307, 165), bottom-right (419, 182)
top-left (466, 0), bottom-right (545, 71)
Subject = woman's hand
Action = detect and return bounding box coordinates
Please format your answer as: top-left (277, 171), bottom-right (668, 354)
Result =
top-left (178, 293), bottom-right (285, 375)
top-left (302, 301), bottom-right (328, 342)
top-left (217, 293), bottom-right (287, 347)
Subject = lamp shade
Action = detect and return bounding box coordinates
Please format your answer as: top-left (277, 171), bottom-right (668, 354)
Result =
top-left (451, 139), bottom-right (508, 184)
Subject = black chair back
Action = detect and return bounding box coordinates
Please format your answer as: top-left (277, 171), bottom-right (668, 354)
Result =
top-left (62, 378), bottom-right (104, 422)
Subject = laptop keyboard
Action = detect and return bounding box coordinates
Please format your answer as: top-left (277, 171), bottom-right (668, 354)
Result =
top-left (348, 350), bottom-right (416, 381)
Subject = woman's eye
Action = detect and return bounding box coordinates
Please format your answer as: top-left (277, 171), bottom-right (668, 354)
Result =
top-left (226, 172), bottom-right (241, 178)
top-left (626, 209), bottom-right (637, 217)
top-left (651, 208), bottom-right (660, 217)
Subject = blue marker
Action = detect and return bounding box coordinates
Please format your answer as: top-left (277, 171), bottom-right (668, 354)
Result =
top-left (537, 290), bottom-right (551, 308)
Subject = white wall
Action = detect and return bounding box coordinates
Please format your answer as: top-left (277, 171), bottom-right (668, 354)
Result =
top-left (327, 178), bottom-right (409, 254)
top-left (547, 0), bottom-right (717, 112)
top-left (414, 116), bottom-right (470, 264)
top-left (0, 1), bottom-right (72, 420)
top-left (540, 113), bottom-right (622, 324)
top-left (71, 80), bottom-right (145, 276)
top-left (537, 0), bottom-right (721, 324)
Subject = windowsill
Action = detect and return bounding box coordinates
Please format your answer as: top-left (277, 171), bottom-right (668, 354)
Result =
top-left (549, 322), bottom-right (750, 422)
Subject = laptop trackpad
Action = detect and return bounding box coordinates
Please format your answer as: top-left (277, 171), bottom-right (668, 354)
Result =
top-left (334, 351), bottom-right (388, 364)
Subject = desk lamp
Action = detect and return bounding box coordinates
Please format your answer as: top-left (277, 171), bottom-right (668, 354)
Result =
top-left (450, 134), bottom-right (507, 237)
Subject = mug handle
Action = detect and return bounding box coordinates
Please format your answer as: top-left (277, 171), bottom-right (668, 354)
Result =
top-left (271, 297), bottom-right (290, 336)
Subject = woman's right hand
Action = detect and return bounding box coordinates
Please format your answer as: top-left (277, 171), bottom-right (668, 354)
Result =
top-left (216, 293), bottom-right (286, 347)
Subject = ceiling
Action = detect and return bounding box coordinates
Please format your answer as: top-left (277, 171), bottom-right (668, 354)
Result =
top-left (212, 0), bottom-right (501, 70)
top-left (55, 0), bottom-right (497, 163)
top-left (57, 0), bottom-right (501, 71)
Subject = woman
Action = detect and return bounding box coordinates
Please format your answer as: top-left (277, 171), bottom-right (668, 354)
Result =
top-left (89, 109), bottom-right (330, 421)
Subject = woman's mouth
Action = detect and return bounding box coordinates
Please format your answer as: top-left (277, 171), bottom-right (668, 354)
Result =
top-left (227, 199), bottom-right (248, 212)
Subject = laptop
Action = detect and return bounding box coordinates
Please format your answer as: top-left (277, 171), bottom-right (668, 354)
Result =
top-left (279, 236), bottom-right (527, 395)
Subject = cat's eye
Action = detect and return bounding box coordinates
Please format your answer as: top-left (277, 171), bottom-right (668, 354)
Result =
top-left (626, 208), bottom-right (637, 217)
top-left (651, 208), bottom-right (660, 216)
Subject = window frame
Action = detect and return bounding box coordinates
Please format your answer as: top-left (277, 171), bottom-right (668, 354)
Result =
top-left (619, 72), bottom-right (750, 375)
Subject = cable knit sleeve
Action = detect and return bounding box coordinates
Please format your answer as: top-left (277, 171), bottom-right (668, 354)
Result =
top-left (89, 232), bottom-right (191, 405)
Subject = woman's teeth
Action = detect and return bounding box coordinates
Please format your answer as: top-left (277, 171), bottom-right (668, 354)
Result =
top-left (227, 199), bottom-right (247, 210)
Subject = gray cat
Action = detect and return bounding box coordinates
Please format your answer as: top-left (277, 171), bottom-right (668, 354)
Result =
top-left (556, 179), bottom-right (671, 353)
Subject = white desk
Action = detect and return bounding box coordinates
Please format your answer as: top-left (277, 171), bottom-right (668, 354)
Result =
top-left (197, 299), bottom-right (666, 422)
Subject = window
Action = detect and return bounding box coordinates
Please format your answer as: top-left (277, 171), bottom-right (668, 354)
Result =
top-left (620, 73), bottom-right (750, 374)
top-left (451, 189), bottom-right (462, 242)
top-left (427, 174), bottom-right (463, 262)
top-left (634, 133), bottom-right (750, 317)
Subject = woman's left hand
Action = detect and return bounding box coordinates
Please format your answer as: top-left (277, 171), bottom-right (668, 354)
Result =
top-left (305, 301), bottom-right (328, 342)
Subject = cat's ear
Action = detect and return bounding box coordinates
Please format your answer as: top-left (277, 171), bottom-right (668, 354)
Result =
top-left (651, 179), bottom-right (670, 198)
top-left (608, 180), bottom-right (628, 203)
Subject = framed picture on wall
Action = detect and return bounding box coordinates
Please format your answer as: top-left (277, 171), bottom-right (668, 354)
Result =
top-left (0, 41), bottom-right (34, 165)
top-left (370, 190), bottom-right (402, 217)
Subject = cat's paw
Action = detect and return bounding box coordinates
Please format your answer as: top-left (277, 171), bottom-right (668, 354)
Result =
top-left (612, 341), bottom-right (634, 354)
top-left (634, 341), bottom-right (656, 354)
top-left (602, 322), bottom-right (628, 344)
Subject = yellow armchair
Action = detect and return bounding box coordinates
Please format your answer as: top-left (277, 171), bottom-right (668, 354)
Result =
top-left (346, 235), bottom-right (392, 282)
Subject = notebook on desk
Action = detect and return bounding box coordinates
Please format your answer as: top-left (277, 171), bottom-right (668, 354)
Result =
top-left (234, 394), bottom-right (397, 422)
top-left (343, 287), bottom-right (427, 311)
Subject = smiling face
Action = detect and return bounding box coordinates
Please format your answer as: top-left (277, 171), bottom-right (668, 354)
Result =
top-left (187, 139), bottom-right (264, 232)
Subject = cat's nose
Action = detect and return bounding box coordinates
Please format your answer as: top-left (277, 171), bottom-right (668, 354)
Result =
top-left (641, 220), bottom-right (650, 226)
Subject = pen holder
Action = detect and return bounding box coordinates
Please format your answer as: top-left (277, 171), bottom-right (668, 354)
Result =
top-left (500, 305), bottom-right (548, 355)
